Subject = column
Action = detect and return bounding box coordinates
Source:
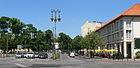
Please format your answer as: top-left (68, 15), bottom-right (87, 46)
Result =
top-left (131, 42), bottom-right (134, 59)
top-left (123, 42), bottom-right (127, 58)
top-left (119, 43), bottom-right (122, 53)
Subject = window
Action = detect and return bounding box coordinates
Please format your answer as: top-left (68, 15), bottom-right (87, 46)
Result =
top-left (120, 31), bottom-right (123, 40)
top-left (112, 23), bottom-right (114, 32)
top-left (120, 20), bottom-right (123, 29)
top-left (117, 32), bottom-right (119, 41)
top-left (135, 39), bottom-right (140, 48)
top-left (126, 30), bottom-right (131, 39)
top-left (116, 22), bottom-right (118, 30)
top-left (126, 19), bottom-right (131, 28)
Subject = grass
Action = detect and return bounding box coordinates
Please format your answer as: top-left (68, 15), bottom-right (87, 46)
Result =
top-left (53, 53), bottom-right (60, 60)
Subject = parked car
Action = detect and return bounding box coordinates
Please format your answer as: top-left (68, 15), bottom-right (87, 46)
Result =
top-left (69, 52), bottom-right (75, 58)
top-left (38, 53), bottom-right (48, 59)
top-left (22, 52), bottom-right (28, 58)
top-left (34, 53), bottom-right (39, 58)
top-left (16, 53), bottom-right (23, 58)
top-left (75, 52), bottom-right (78, 56)
top-left (26, 52), bottom-right (34, 58)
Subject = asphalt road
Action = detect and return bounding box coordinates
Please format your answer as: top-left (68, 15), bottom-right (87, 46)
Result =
top-left (0, 54), bottom-right (140, 68)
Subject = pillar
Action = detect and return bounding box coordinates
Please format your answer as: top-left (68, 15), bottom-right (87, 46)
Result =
top-left (123, 42), bottom-right (127, 58)
top-left (119, 43), bottom-right (122, 53)
top-left (131, 42), bottom-right (134, 59)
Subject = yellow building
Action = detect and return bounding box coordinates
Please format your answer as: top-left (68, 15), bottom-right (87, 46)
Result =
top-left (81, 21), bottom-right (104, 37)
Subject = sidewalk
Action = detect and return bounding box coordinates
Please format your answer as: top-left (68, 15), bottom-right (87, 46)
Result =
top-left (0, 57), bottom-right (15, 61)
top-left (78, 55), bottom-right (140, 63)
top-left (95, 58), bottom-right (140, 63)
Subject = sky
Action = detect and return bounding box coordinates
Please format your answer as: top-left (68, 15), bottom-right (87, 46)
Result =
top-left (0, 0), bottom-right (140, 38)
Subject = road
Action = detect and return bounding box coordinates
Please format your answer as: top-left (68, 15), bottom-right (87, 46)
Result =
top-left (0, 54), bottom-right (140, 68)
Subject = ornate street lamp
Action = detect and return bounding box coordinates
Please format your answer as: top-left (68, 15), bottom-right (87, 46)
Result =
top-left (50, 9), bottom-right (61, 59)
top-left (51, 9), bottom-right (61, 40)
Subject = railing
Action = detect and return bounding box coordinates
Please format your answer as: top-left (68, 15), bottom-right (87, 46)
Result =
top-left (0, 54), bottom-right (15, 58)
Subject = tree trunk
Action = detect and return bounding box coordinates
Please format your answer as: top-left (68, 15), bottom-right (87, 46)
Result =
top-left (28, 48), bottom-right (29, 52)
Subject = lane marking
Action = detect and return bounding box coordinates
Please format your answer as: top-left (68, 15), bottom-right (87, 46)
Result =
top-left (15, 63), bottom-right (27, 68)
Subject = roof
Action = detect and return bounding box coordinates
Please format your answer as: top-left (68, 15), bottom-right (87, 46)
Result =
top-left (95, 4), bottom-right (140, 32)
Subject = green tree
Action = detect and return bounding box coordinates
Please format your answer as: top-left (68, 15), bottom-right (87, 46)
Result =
top-left (71, 35), bottom-right (83, 51)
top-left (21, 24), bottom-right (37, 51)
top-left (44, 29), bottom-right (53, 50)
top-left (81, 32), bottom-right (106, 49)
top-left (58, 32), bottom-right (72, 51)
top-left (0, 16), bottom-right (10, 34)
top-left (0, 34), bottom-right (14, 53)
top-left (9, 18), bottom-right (25, 36)
top-left (80, 31), bottom-right (106, 58)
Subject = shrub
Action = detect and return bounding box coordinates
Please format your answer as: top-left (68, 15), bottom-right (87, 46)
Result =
top-left (136, 51), bottom-right (140, 58)
top-left (53, 53), bottom-right (60, 60)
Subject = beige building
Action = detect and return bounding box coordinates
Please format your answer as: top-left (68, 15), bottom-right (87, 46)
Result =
top-left (81, 21), bottom-right (104, 37)
top-left (95, 4), bottom-right (140, 59)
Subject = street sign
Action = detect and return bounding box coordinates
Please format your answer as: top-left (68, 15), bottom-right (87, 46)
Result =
top-left (55, 43), bottom-right (59, 49)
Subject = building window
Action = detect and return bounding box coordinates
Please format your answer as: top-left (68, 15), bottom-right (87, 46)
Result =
top-left (116, 32), bottom-right (119, 41)
top-left (120, 20), bottom-right (123, 29)
top-left (120, 31), bottom-right (123, 40)
top-left (126, 19), bottom-right (131, 28)
top-left (126, 30), bottom-right (131, 39)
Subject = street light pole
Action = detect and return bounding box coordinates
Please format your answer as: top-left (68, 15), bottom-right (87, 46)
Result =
top-left (6, 34), bottom-right (8, 56)
top-left (50, 9), bottom-right (61, 59)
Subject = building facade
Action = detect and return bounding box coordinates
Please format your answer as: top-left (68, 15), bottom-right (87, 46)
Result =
top-left (81, 21), bottom-right (103, 37)
top-left (95, 4), bottom-right (140, 59)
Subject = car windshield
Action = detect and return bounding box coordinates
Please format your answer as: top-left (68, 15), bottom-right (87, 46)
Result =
top-left (44, 54), bottom-right (48, 55)
top-left (16, 53), bottom-right (22, 55)
top-left (35, 53), bottom-right (38, 55)
top-left (39, 54), bottom-right (43, 56)
top-left (23, 53), bottom-right (27, 54)
top-left (28, 53), bottom-right (33, 54)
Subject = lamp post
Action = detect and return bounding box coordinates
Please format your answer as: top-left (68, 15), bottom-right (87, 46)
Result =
top-left (50, 9), bottom-right (61, 59)
top-left (6, 33), bottom-right (11, 56)
top-left (6, 34), bottom-right (8, 56)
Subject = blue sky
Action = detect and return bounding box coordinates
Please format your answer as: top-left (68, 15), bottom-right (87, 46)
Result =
top-left (0, 0), bottom-right (140, 38)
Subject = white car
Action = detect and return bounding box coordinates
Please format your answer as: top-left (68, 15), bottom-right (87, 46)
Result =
top-left (70, 52), bottom-right (75, 58)
top-left (22, 52), bottom-right (28, 58)
top-left (34, 53), bottom-right (39, 58)
top-left (16, 53), bottom-right (23, 58)
top-left (26, 52), bottom-right (34, 58)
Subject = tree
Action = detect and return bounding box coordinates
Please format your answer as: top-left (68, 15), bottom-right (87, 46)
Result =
top-left (0, 16), bottom-right (10, 35)
top-left (9, 18), bottom-right (25, 36)
top-left (80, 31), bottom-right (106, 58)
top-left (21, 24), bottom-right (37, 51)
top-left (57, 32), bottom-right (72, 51)
top-left (71, 35), bottom-right (83, 51)
top-left (81, 32), bottom-right (106, 49)
top-left (44, 29), bottom-right (53, 50)
top-left (0, 34), bottom-right (14, 53)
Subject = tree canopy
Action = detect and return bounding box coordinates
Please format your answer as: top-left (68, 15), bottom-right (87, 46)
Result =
top-left (0, 16), bottom-right (106, 54)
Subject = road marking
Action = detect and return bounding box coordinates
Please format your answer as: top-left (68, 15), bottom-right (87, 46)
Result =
top-left (15, 63), bottom-right (27, 68)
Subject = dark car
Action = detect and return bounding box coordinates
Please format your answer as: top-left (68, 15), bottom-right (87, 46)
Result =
top-left (38, 53), bottom-right (48, 59)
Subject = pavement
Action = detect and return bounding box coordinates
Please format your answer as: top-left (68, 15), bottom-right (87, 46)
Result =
top-left (0, 54), bottom-right (140, 68)
top-left (77, 55), bottom-right (140, 63)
